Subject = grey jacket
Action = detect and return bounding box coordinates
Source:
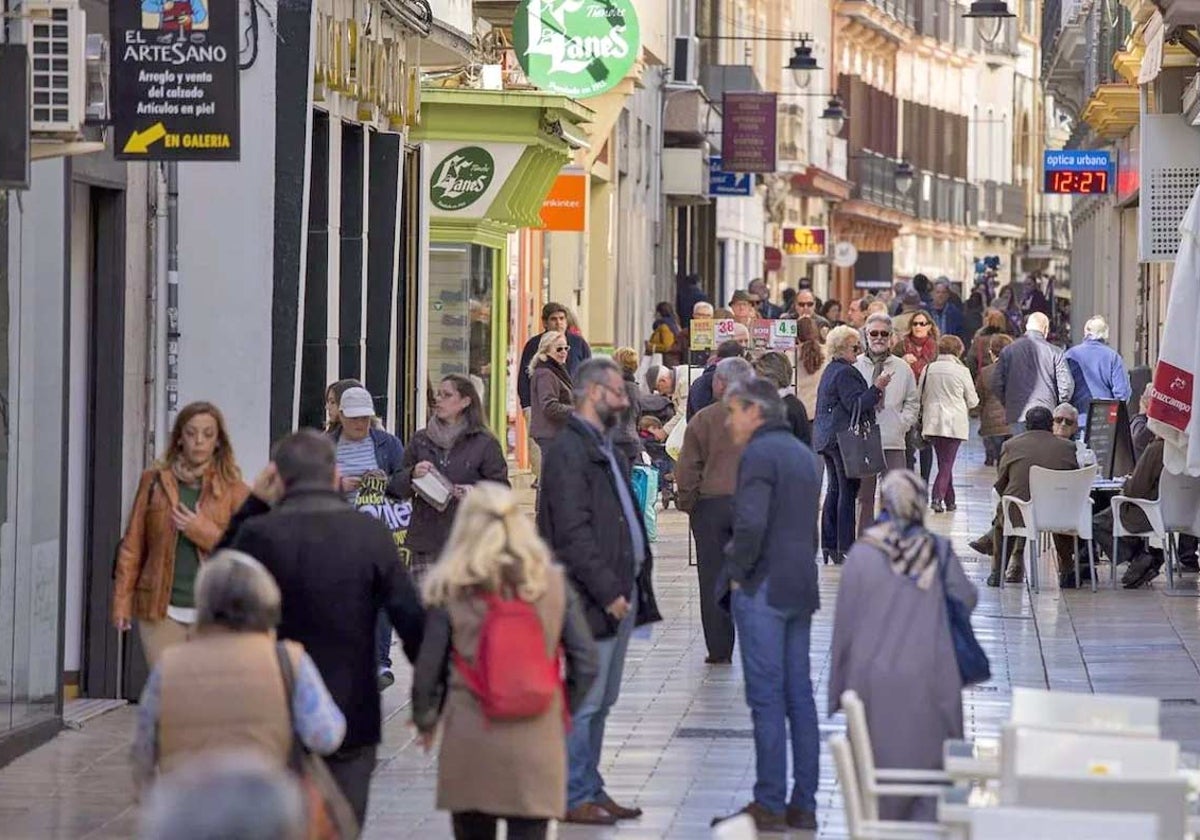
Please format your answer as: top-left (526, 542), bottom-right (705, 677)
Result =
top-left (994, 330), bottom-right (1073, 424)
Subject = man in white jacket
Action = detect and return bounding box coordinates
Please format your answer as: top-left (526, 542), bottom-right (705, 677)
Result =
top-left (854, 312), bottom-right (920, 534)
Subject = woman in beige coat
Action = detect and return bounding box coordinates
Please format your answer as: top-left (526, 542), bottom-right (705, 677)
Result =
top-left (919, 335), bottom-right (979, 513)
top-left (412, 483), bottom-right (599, 840)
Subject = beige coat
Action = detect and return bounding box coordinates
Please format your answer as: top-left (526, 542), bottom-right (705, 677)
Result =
top-left (795, 360), bottom-right (827, 418)
top-left (920, 355), bottom-right (980, 441)
top-left (436, 568), bottom-right (569, 819)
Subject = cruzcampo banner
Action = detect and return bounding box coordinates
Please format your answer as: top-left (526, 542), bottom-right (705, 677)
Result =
top-left (513, 0), bottom-right (640, 99)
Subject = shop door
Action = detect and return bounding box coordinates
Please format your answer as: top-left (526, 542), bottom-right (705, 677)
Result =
top-left (395, 146), bottom-right (422, 440)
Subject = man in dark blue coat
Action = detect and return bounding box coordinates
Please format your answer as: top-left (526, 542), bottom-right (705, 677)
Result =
top-left (712, 380), bottom-right (821, 834)
top-left (931, 279), bottom-right (965, 340)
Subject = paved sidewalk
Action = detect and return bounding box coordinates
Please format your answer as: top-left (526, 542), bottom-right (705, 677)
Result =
top-left (2, 438), bottom-right (1200, 838)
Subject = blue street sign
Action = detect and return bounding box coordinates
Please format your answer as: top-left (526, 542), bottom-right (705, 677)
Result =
top-left (709, 156), bottom-right (752, 197)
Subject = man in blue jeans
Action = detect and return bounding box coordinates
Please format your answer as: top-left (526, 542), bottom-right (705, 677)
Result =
top-left (714, 379), bottom-right (822, 833)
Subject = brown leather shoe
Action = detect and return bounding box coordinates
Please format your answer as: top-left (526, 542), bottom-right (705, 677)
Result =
top-left (595, 792), bottom-right (643, 820)
top-left (564, 803), bottom-right (618, 825)
top-left (711, 802), bottom-right (787, 833)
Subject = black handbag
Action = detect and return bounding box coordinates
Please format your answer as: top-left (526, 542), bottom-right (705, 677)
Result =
top-left (836, 401), bottom-right (886, 479)
top-left (938, 546), bottom-right (991, 686)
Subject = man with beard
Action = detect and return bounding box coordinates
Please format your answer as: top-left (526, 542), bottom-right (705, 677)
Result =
top-left (538, 357), bottom-right (663, 826)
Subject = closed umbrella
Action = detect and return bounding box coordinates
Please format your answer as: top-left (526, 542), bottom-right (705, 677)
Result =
top-left (1148, 183), bottom-right (1200, 476)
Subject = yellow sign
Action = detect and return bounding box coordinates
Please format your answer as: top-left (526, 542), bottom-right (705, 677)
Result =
top-left (123, 123), bottom-right (232, 154)
top-left (782, 226), bottom-right (828, 257)
top-left (123, 122), bottom-right (167, 154)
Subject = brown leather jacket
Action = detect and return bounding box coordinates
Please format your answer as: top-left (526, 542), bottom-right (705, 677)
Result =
top-left (113, 467), bottom-right (250, 623)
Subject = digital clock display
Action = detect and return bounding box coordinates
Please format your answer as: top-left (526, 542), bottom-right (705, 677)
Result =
top-left (1043, 169), bottom-right (1110, 194)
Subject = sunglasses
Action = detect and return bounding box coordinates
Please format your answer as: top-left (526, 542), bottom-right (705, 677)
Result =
top-left (867, 330), bottom-right (891, 338)
top-left (911, 321), bottom-right (931, 328)
top-left (552, 346), bottom-right (569, 353)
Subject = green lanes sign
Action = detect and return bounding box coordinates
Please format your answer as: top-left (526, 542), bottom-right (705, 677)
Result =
top-left (429, 146), bottom-right (496, 211)
top-left (513, 0), bottom-right (640, 99)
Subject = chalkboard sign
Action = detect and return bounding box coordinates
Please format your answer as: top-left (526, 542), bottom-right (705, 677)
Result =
top-left (1085, 399), bottom-right (1136, 479)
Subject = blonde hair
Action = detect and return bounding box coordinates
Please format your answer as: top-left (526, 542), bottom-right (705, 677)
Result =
top-left (423, 483), bottom-right (551, 606)
top-left (825, 324), bottom-right (861, 357)
top-left (612, 347), bottom-right (638, 375)
top-left (527, 330), bottom-right (566, 377)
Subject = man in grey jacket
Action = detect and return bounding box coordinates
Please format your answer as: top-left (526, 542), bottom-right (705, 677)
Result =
top-left (854, 312), bottom-right (919, 533)
top-left (994, 311), bottom-right (1073, 435)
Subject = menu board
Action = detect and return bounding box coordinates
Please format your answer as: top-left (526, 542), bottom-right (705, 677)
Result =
top-left (1085, 399), bottom-right (1136, 479)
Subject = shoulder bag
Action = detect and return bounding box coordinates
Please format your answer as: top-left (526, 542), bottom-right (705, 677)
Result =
top-left (937, 546), bottom-right (991, 686)
top-left (836, 398), bottom-right (886, 479)
top-left (276, 643), bottom-right (360, 840)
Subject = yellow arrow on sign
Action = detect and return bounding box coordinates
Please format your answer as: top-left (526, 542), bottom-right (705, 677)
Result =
top-left (123, 123), bottom-right (168, 154)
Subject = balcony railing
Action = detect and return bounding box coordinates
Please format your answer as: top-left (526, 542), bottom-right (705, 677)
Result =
top-left (849, 150), bottom-right (916, 215)
top-left (913, 171), bottom-right (977, 227)
top-left (979, 181), bottom-right (1027, 228)
top-left (863, 0), bottom-right (917, 30)
top-left (1023, 212), bottom-right (1072, 252)
top-left (914, 0), bottom-right (978, 49)
top-left (1083, 0), bottom-right (1131, 96)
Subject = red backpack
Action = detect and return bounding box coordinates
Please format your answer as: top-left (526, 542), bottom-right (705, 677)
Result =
top-left (453, 593), bottom-right (564, 722)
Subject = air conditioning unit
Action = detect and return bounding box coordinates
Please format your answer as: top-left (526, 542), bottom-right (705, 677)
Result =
top-left (22, 0), bottom-right (87, 136)
top-left (672, 36), bottom-right (698, 85)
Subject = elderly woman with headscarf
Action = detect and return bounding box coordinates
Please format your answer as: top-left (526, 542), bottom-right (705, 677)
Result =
top-left (827, 471), bottom-right (978, 822)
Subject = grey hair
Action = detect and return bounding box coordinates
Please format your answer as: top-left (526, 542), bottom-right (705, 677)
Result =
top-left (140, 751), bottom-right (306, 840)
top-left (195, 550), bottom-right (282, 633)
top-left (1084, 316), bottom-right (1109, 341)
top-left (573, 356), bottom-right (622, 402)
top-left (825, 324), bottom-right (861, 356)
top-left (724, 378), bottom-right (787, 424)
top-left (864, 311), bottom-right (893, 331)
top-left (1026, 312), bottom-right (1050, 335)
top-left (1054, 402), bottom-right (1079, 422)
top-left (714, 356), bottom-right (755, 388)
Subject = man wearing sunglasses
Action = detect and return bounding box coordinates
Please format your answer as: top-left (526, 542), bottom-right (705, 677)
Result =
top-left (854, 313), bottom-right (919, 534)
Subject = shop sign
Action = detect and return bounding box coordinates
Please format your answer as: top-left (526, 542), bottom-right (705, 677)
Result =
top-left (709, 156), bottom-right (753, 197)
top-left (512, 0), bottom-right (640, 99)
top-left (783, 226), bottom-right (827, 257)
top-left (771, 319), bottom-right (797, 350)
top-left (111, 0), bottom-right (240, 161)
top-left (721, 93), bottom-right (777, 173)
top-left (430, 146), bottom-right (496, 211)
top-left (690, 318), bottom-right (715, 351)
top-left (751, 319), bottom-right (772, 350)
top-left (540, 171), bottom-right (587, 231)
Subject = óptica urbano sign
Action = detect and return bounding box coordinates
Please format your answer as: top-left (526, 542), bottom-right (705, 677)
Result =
top-left (512, 0), bottom-right (640, 99)
top-left (429, 146), bottom-right (497, 212)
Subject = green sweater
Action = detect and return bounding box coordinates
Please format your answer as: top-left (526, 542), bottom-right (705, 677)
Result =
top-left (169, 483), bottom-right (203, 609)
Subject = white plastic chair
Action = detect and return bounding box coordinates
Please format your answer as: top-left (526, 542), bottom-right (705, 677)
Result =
top-left (829, 734), bottom-right (948, 839)
top-left (1001, 726), bottom-right (1179, 787)
top-left (710, 813), bottom-right (758, 840)
top-left (840, 690), bottom-right (951, 821)
top-left (1003, 465), bottom-right (1098, 593)
top-left (1009, 687), bottom-right (1160, 738)
top-left (969, 806), bottom-right (1157, 839)
top-left (1113, 469), bottom-right (1200, 591)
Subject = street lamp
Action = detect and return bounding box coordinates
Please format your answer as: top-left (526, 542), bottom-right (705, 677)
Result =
top-left (963, 0), bottom-right (1015, 44)
top-left (895, 160), bottom-right (915, 195)
top-left (786, 38), bottom-right (820, 89)
top-left (821, 95), bottom-right (846, 136)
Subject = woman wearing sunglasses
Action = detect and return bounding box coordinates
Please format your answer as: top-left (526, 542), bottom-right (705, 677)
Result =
top-left (528, 331), bottom-right (575, 469)
top-left (897, 313), bottom-right (941, 484)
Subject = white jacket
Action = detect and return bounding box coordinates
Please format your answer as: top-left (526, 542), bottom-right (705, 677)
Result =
top-left (855, 353), bottom-right (919, 450)
top-left (920, 355), bottom-right (980, 441)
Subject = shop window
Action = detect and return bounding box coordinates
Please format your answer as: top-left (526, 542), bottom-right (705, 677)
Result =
top-left (428, 244), bottom-right (495, 421)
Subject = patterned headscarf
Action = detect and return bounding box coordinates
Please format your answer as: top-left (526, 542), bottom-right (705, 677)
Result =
top-left (861, 470), bottom-right (940, 590)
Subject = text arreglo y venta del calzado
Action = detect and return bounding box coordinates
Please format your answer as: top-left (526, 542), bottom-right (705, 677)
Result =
top-left (136, 69), bottom-right (217, 117)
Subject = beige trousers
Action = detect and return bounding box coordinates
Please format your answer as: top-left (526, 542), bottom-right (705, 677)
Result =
top-left (138, 616), bottom-right (191, 667)
top-left (523, 407), bottom-right (542, 477)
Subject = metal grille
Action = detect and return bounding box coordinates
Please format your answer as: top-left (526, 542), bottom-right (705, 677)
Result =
top-left (1139, 114), bottom-right (1200, 262)
top-left (30, 7), bottom-right (72, 127)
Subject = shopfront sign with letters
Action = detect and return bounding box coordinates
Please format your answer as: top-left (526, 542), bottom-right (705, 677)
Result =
top-left (721, 93), bottom-right (777, 173)
top-left (111, 0), bottom-right (240, 161)
top-left (512, 0), bottom-right (640, 99)
top-left (540, 171), bottom-right (587, 231)
top-left (423, 141), bottom-right (525, 218)
top-left (783, 226), bottom-right (828, 258)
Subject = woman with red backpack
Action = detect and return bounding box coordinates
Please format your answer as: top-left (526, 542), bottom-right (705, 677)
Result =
top-left (411, 483), bottom-right (599, 840)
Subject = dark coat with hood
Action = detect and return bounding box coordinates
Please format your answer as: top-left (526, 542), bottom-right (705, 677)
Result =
top-left (537, 416), bottom-right (662, 639)
top-left (529, 359), bottom-right (574, 441)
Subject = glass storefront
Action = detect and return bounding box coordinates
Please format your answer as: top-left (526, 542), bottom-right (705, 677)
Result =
top-left (428, 243), bottom-right (496, 420)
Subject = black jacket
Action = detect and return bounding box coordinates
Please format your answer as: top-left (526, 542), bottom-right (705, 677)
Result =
top-left (518, 331), bottom-right (591, 409)
top-left (537, 416), bottom-right (663, 638)
top-left (219, 486), bottom-right (424, 749)
top-left (388, 426), bottom-right (509, 555)
top-left (813, 357), bottom-right (882, 454)
top-left (720, 420), bottom-right (822, 616)
top-left (783, 392), bottom-right (812, 448)
top-left (687, 365), bottom-right (717, 420)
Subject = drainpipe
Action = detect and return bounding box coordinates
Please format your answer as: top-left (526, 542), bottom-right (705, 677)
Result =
top-left (165, 162), bottom-right (179, 426)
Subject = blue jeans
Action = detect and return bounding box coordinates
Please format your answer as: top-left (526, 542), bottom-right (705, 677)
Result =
top-left (731, 580), bottom-right (820, 814)
top-left (376, 610), bottom-right (392, 669)
top-left (567, 588), bottom-right (637, 810)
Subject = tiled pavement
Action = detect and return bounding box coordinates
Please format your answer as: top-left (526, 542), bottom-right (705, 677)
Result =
top-left (3, 436), bottom-right (1200, 838)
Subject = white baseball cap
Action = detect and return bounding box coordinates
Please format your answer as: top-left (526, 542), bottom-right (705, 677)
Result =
top-left (339, 387), bottom-right (375, 418)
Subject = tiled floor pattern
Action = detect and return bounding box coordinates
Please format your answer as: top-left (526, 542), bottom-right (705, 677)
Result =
top-left (3, 437), bottom-right (1200, 838)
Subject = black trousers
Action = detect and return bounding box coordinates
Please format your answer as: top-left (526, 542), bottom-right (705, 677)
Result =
top-left (690, 496), bottom-right (736, 660)
top-left (326, 744), bottom-right (378, 830)
top-left (905, 438), bottom-right (934, 484)
top-left (452, 812), bottom-right (549, 840)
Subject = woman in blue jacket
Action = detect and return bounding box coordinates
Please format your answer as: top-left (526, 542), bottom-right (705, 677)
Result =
top-left (814, 326), bottom-right (891, 564)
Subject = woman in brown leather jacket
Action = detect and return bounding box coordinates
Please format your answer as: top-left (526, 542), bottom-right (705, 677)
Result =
top-left (112, 401), bottom-right (250, 665)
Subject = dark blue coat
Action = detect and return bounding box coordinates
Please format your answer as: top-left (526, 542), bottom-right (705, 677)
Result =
top-left (932, 301), bottom-right (965, 341)
top-left (686, 364), bottom-right (717, 419)
top-left (719, 420), bottom-right (822, 615)
top-left (813, 358), bottom-right (883, 454)
top-left (330, 427), bottom-right (406, 478)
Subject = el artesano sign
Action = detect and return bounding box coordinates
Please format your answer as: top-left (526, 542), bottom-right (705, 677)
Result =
top-left (513, 0), bottom-right (640, 99)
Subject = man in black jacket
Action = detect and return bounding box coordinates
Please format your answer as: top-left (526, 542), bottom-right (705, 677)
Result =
top-left (713, 379), bottom-right (822, 834)
top-left (537, 357), bottom-right (662, 826)
top-left (219, 430), bottom-right (424, 826)
top-left (687, 339), bottom-right (747, 419)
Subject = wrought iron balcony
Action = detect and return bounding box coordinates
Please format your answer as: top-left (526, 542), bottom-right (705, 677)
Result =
top-left (849, 150), bottom-right (916, 216)
top-left (913, 171), bottom-right (977, 227)
top-left (1022, 212), bottom-right (1072, 253)
top-left (979, 181), bottom-right (1027, 228)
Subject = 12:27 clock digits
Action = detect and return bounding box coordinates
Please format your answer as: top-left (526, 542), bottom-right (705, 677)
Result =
top-left (1044, 169), bottom-right (1109, 194)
